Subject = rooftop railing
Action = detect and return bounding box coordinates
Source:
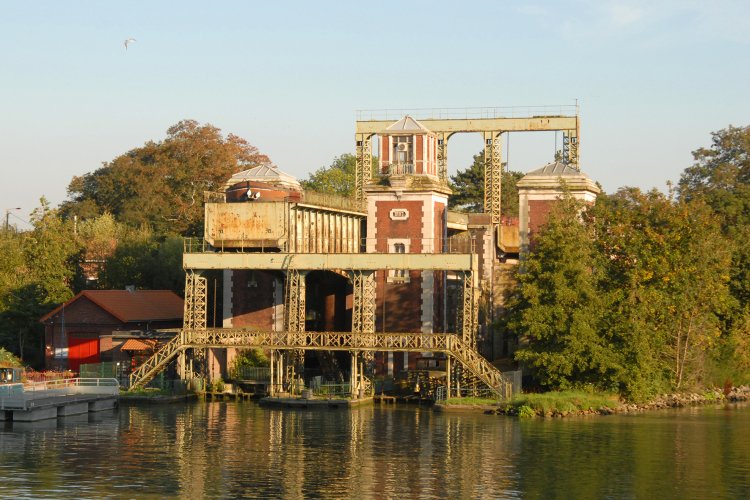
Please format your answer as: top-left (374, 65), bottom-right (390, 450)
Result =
top-left (204, 190), bottom-right (366, 213)
top-left (356, 104), bottom-right (579, 122)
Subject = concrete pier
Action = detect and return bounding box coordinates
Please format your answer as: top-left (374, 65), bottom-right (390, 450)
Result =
top-left (0, 378), bottom-right (120, 423)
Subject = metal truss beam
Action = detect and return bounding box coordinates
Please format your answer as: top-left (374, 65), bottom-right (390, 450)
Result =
top-left (131, 328), bottom-right (510, 397)
top-left (356, 116), bottom-right (579, 135)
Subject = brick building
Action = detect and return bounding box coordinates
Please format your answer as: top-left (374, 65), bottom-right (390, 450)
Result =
top-left (39, 290), bottom-right (183, 372)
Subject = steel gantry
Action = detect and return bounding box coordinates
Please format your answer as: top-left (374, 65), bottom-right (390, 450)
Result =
top-left (355, 106), bottom-right (580, 223)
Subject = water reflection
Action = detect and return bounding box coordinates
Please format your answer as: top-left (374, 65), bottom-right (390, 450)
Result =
top-left (0, 402), bottom-right (748, 498)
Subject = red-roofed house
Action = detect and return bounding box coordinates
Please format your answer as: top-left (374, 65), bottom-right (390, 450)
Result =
top-left (39, 290), bottom-right (184, 372)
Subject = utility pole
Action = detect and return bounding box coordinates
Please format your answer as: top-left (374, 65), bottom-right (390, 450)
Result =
top-left (4, 207), bottom-right (21, 232)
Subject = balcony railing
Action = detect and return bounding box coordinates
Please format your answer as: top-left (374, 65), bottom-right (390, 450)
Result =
top-left (380, 163), bottom-right (414, 176)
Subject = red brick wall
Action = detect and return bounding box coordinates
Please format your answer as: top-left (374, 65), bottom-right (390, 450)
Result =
top-left (231, 270), bottom-right (276, 329)
top-left (528, 199), bottom-right (555, 246)
top-left (375, 271), bottom-right (423, 333)
top-left (374, 200), bottom-right (424, 252)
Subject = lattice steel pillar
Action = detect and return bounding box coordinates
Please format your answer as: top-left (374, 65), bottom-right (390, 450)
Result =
top-left (284, 269), bottom-right (306, 332)
top-left (184, 271), bottom-right (208, 380)
top-left (483, 131), bottom-right (503, 225)
top-left (562, 129), bottom-right (580, 171)
top-left (437, 133), bottom-right (449, 182)
top-left (355, 134), bottom-right (373, 203)
top-left (351, 270), bottom-right (376, 334)
top-left (284, 269), bottom-right (306, 387)
top-left (459, 271), bottom-right (477, 349)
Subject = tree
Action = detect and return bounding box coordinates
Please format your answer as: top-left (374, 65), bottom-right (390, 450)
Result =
top-left (99, 229), bottom-right (184, 294)
top-left (679, 125), bottom-right (750, 310)
top-left (61, 120), bottom-right (272, 236)
top-left (301, 154), bottom-right (357, 197)
top-left (449, 150), bottom-right (523, 217)
top-left (0, 198), bottom-right (80, 366)
top-left (510, 194), bottom-right (621, 391)
top-left (589, 189), bottom-right (732, 397)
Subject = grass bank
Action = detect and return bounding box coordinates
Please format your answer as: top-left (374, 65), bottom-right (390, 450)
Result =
top-left (119, 387), bottom-right (172, 398)
top-left (499, 390), bottom-right (620, 417)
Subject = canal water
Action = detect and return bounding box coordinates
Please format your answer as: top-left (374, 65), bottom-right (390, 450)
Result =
top-left (0, 401), bottom-right (748, 499)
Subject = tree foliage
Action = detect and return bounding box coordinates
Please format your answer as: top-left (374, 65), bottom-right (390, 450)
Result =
top-left (301, 154), bottom-right (357, 197)
top-left (508, 185), bottom-right (735, 400)
top-left (449, 150), bottom-right (523, 217)
top-left (511, 194), bottom-right (621, 391)
top-left (61, 120), bottom-right (272, 235)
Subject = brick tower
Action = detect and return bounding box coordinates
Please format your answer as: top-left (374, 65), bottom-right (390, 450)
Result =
top-left (364, 116), bottom-right (451, 376)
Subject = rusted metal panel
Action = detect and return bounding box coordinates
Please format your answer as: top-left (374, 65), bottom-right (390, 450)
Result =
top-left (204, 202), bottom-right (288, 248)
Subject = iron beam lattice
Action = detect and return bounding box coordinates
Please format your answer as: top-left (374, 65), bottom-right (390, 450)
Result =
top-left (483, 132), bottom-right (502, 225)
top-left (130, 328), bottom-right (510, 397)
top-left (351, 270), bottom-right (376, 335)
top-left (355, 134), bottom-right (373, 203)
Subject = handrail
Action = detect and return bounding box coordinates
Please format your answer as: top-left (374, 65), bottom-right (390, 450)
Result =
top-left (129, 333), bottom-right (185, 389)
top-left (356, 104), bottom-right (578, 122)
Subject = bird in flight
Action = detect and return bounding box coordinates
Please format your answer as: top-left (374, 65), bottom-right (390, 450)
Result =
top-left (124, 38), bottom-right (136, 50)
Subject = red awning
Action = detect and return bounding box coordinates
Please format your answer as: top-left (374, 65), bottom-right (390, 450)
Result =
top-left (121, 339), bottom-right (156, 351)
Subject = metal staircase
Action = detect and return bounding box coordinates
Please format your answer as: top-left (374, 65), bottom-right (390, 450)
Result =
top-left (129, 333), bottom-right (186, 389)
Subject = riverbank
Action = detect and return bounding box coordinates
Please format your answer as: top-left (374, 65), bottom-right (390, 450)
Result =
top-left (436, 386), bottom-right (750, 417)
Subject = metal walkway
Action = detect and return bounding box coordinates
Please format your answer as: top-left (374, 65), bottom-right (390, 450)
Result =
top-left (129, 329), bottom-right (511, 397)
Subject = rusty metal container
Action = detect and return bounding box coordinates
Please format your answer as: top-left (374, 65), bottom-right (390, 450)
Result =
top-left (204, 202), bottom-right (288, 249)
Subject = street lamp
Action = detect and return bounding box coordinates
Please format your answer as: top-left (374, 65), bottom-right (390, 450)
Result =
top-left (4, 207), bottom-right (21, 232)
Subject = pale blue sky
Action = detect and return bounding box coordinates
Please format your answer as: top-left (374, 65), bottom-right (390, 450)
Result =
top-left (1, 0), bottom-right (749, 229)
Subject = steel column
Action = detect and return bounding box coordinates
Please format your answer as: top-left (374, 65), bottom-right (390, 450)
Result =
top-left (483, 131), bottom-right (503, 225)
top-left (284, 269), bottom-right (306, 333)
top-left (355, 134), bottom-right (373, 203)
top-left (563, 128), bottom-right (580, 170)
top-left (437, 132), bottom-right (449, 182)
top-left (351, 270), bottom-right (376, 334)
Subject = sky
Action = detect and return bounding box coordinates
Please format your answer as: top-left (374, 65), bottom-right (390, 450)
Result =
top-left (1, 0), bottom-right (749, 229)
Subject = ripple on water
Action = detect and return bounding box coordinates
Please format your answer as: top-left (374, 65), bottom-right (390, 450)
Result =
top-left (0, 402), bottom-right (748, 498)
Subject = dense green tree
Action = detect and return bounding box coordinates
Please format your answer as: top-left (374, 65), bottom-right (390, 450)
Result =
top-left (0, 199), bottom-right (79, 366)
top-left (301, 154), bottom-right (357, 197)
top-left (679, 125), bottom-right (750, 309)
top-left (449, 150), bottom-right (523, 217)
top-left (591, 189), bottom-right (732, 397)
top-left (99, 230), bottom-right (184, 294)
top-left (511, 194), bottom-right (621, 391)
top-left (61, 120), bottom-right (272, 235)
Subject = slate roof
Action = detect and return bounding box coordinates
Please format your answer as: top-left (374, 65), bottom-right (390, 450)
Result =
top-left (40, 290), bottom-right (184, 324)
top-left (386, 115), bottom-right (432, 133)
top-left (225, 165), bottom-right (301, 190)
top-left (525, 161), bottom-right (581, 176)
